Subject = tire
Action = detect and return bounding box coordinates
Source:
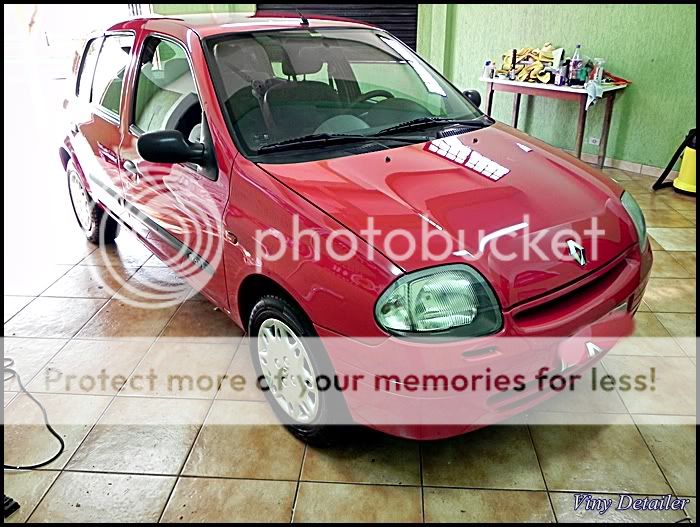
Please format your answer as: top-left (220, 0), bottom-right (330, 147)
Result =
top-left (248, 295), bottom-right (351, 446)
top-left (67, 162), bottom-right (119, 245)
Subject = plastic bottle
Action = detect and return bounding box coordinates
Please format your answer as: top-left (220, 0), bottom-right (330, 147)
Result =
top-left (568, 44), bottom-right (583, 86)
top-left (483, 60), bottom-right (494, 79)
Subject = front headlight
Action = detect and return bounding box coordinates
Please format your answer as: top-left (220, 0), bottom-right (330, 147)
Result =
top-left (375, 264), bottom-right (502, 337)
top-left (621, 192), bottom-right (647, 250)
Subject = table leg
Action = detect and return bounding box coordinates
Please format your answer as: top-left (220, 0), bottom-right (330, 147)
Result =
top-left (597, 92), bottom-right (616, 169)
top-left (485, 83), bottom-right (494, 115)
top-left (575, 97), bottom-right (587, 158)
top-left (512, 93), bottom-right (522, 128)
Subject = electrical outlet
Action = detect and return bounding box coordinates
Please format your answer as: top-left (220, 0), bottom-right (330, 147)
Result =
top-left (589, 137), bottom-right (600, 146)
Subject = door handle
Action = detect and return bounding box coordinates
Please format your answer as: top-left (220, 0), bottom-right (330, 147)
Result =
top-left (123, 159), bottom-right (141, 180)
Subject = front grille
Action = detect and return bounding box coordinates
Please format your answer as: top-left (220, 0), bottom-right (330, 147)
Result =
top-left (513, 257), bottom-right (629, 332)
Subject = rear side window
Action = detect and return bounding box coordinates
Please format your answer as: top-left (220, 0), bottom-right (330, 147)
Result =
top-left (133, 37), bottom-right (202, 140)
top-left (76, 37), bottom-right (101, 100)
top-left (91, 34), bottom-right (134, 118)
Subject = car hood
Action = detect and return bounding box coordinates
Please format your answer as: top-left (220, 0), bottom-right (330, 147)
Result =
top-left (258, 123), bottom-right (636, 308)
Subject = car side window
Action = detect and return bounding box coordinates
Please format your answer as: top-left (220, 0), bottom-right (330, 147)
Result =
top-left (76, 37), bottom-right (102, 100)
top-left (91, 34), bottom-right (135, 118)
top-left (133, 37), bottom-right (202, 142)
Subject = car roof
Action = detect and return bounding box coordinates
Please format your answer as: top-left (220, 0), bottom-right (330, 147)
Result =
top-left (106, 12), bottom-right (375, 39)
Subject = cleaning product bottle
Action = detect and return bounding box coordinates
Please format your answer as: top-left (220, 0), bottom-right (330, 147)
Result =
top-left (569, 44), bottom-right (582, 85)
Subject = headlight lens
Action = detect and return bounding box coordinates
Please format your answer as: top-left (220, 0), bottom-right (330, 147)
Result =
top-left (621, 192), bottom-right (647, 249)
top-left (375, 264), bottom-right (502, 337)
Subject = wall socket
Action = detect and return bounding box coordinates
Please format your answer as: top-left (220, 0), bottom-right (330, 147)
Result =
top-left (589, 137), bottom-right (600, 146)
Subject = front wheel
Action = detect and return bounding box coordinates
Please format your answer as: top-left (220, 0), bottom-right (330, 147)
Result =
top-left (67, 162), bottom-right (119, 244)
top-left (248, 295), bottom-right (350, 446)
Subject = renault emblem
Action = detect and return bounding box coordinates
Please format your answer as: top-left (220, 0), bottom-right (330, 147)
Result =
top-left (566, 240), bottom-right (586, 266)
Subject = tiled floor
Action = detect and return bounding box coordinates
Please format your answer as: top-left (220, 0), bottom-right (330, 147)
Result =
top-left (3, 167), bottom-right (696, 522)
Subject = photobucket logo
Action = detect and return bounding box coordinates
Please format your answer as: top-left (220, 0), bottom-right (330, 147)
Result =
top-left (255, 214), bottom-right (605, 266)
top-left (91, 167), bottom-right (224, 309)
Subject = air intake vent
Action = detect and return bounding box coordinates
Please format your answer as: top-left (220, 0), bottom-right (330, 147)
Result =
top-left (438, 127), bottom-right (469, 138)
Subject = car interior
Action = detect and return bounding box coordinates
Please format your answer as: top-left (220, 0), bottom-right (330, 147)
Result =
top-left (134, 40), bottom-right (204, 143)
top-left (212, 35), bottom-right (443, 149)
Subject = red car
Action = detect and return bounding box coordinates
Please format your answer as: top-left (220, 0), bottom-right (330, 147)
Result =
top-left (61, 14), bottom-right (651, 444)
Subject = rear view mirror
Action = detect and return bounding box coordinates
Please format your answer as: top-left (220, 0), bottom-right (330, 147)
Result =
top-left (137, 130), bottom-right (206, 165)
top-left (463, 90), bottom-right (482, 109)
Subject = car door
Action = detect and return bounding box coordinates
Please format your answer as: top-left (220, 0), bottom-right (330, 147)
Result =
top-left (119, 34), bottom-right (229, 308)
top-left (72, 32), bottom-right (134, 217)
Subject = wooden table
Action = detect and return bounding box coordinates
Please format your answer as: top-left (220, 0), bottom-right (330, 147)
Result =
top-left (481, 77), bottom-right (628, 168)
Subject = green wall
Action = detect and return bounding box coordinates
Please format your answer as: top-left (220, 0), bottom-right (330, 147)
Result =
top-left (153, 3), bottom-right (695, 168)
top-left (417, 3), bottom-right (697, 168)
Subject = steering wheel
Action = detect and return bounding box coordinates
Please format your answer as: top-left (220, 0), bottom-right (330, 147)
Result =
top-left (351, 89), bottom-right (395, 108)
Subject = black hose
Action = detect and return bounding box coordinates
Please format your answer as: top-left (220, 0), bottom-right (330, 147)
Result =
top-left (3, 358), bottom-right (65, 470)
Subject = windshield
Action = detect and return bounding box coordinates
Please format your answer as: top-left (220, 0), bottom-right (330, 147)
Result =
top-left (205, 28), bottom-right (484, 161)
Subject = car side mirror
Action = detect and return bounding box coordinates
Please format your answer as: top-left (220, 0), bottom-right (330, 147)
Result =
top-left (463, 90), bottom-right (482, 108)
top-left (137, 130), bottom-right (206, 165)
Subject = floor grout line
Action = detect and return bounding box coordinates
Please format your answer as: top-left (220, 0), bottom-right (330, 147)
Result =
top-left (290, 444), bottom-right (308, 523)
top-left (154, 307), bottom-right (241, 523)
top-left (526, 425), bottom-right (559, 523)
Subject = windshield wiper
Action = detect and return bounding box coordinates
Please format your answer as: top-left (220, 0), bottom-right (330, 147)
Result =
top-left (257, 132), bottom-right (423, 154)
top-left (376, 116), bottom-right (492, 136)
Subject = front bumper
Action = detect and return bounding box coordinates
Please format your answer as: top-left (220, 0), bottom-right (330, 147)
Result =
top-left (316, 242), bottom-right (652, 440)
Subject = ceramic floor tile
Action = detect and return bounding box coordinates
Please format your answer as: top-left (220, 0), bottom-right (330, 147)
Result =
top-left (67, 396), bottom-right (210, 475)
top-left (684, 498), bottom-right (696, 522)
top-left (421, 426), bottom-right (545, 490)
top-left (79, 234), bottom-right (153, 267)
top-left (550, 492), bottom-right (687, 523)
top-left (27, 339), bottom-right (152, 395)
top-left (643, 209), bottom-right (694, 228)
top-left (4, 296), bottom-right (34, 323)
top-left (607, 313), bottom-right (685, 357)
top-left (423, 488), bottom-right (554, 523)
top-left (28, 471), bottom-right (175, 522)
top-left (5, 390), bottom-right (18, 407)
top-left (3, 337), bottom-right (68, 391)
top-left (646, 228), bottom-right (696, 251)
top-left (4, 393), bottom-right (112, 470)
top-left (529, 419), bottom-right (672, 494)
top-left (677, 209), bottom-right (696, 224)
top-left (669, 251), bottom-right (696, 276)
top-left (42, 264), bottom-right (139, 299)
top-left (650, 251), bottom-right (693, 278)
top-left (182, 400), bottom-right (304, 480)
top-left (603, 355), bottom-right (696, 415)
top-left (121, 340), bottom-right (235, 399)
top-left (160, 300), bottom-right (243, 343)
top-left (3, 470), bottom-right (60, 523)
top-left (4, 297), bottom-right (106, 338)
top-left (293, 482), bottom-right (422, 523)
top-left (637, 424), bottom-right (696, 496)
top-left (654, 313), bottom-right (696, 357)
top-left (3, 263), bottom-right (71, 296)
top-left (113, 266), bottom-right (192, 305)
top-left (143, 254), bottom-right (170, 267)
top-left (629, 193), bottom-right (675, 210)
top-left (215, 341), bottom-right (266, 402)
top-left (665, 192), bottom-right (697, 211)
top-left (161, 477), bottom-right (296, 523)
top-left (75, 298), bottom-right (178, 341)
top-left (302, 433), bottom-right (420, 485)
top-left (647, 235), bottom-right (663, 251)
top-left (43, 238), bottom-right (97, 266)
top-left (534, 367), bottom-right (629, 414)
top-left (643, 278), bottom-right (696, 313)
